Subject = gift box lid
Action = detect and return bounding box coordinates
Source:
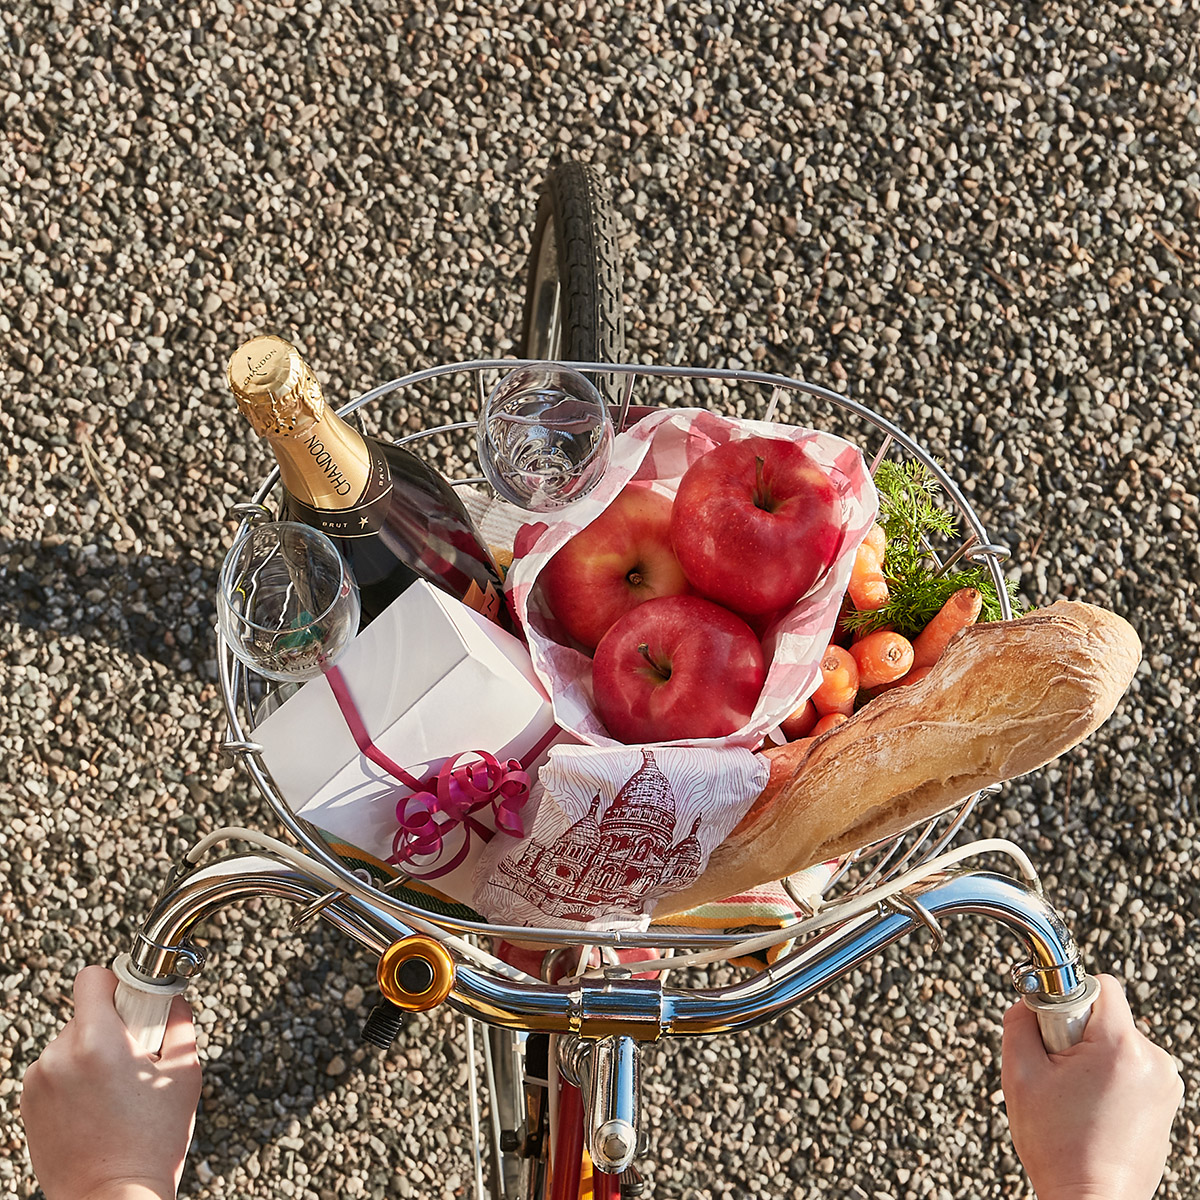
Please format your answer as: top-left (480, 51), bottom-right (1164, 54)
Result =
top-left (252, 580), bottom-right (554, 818)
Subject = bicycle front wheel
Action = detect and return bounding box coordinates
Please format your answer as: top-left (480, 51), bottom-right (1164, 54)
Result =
top-left (518, 161), bottom-right (625, 367)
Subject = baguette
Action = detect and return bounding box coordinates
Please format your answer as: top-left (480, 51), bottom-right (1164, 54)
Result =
top-left (659, 600), bottom-right (1141, 914)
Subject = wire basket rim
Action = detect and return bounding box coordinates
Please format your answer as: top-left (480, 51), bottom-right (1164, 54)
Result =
top-left (217, 358), bottom-right (1011, 952)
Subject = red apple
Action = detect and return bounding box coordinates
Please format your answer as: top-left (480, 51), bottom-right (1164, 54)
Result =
top-left (670, 436), bottom-right (844, 616)
top-left (592, 595), bottom-right (766, 743)
top-left (539, 484), bottom-right (691, 650)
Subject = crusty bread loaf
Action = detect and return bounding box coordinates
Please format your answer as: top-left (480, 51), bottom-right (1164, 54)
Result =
top-left (658, 600), bottom-right (1140, 914)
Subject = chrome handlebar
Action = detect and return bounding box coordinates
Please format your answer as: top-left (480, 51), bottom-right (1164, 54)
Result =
top-left (124, 850), bottom-right (1087, 1040)
top-left (115, 847), bottom-right (1095, 1174)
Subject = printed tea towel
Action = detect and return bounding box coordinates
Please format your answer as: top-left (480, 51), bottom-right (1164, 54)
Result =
top-left (474, 744), bottom-right (768, 931)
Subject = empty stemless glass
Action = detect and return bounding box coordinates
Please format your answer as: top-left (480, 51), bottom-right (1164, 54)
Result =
top-left (217, 521), bottom-right (360, 684)
top-left (476, 363), bottom-right (614, 510)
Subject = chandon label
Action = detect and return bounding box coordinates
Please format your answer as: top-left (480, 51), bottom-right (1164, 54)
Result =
top-left (302, 431), bottom-right (355, 497)
top-left (288, 441), bottom-right (393, 538)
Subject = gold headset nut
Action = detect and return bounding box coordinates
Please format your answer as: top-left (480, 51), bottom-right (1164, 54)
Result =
top-left (377, 936), bottom-right (455, 1011)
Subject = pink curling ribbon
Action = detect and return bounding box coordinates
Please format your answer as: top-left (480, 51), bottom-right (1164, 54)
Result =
top-left (325, 665), bottom-right (552, 880)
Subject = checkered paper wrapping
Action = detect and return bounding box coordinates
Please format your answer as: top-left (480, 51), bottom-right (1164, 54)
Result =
top-left (463, 408), bottom-right (878, 932)
top-left (506, 407), bottom-right (879, 749)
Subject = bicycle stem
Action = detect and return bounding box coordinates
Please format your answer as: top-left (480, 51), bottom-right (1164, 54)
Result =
top-left (557, 1034), bottom-right (641, 1174)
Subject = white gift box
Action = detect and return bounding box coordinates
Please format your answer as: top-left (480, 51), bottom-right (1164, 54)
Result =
top-left (252, 581), bottom-right (565, 903)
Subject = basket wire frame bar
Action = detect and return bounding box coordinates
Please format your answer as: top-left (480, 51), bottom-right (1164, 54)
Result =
top-left (218, 359), bottom-right (1008, 954)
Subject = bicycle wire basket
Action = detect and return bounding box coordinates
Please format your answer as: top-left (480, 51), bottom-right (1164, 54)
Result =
top-left (217, 359), bottom-right (1013, 958)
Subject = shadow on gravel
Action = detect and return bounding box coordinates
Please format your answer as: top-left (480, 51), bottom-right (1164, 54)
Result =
top-left (0, 537), bottom-right (217, 674)
top-left (187, 941), bottom-right (411, 1180)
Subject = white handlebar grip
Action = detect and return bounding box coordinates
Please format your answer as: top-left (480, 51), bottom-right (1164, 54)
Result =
top-left (1024, 973), bottom-right (1101, 1054)
top-left (112, 953), bottom-right (190, 1055)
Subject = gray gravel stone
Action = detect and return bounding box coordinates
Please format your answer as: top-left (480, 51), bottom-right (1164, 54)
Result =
top-left (2, 1), bottom-right (1198, 1198)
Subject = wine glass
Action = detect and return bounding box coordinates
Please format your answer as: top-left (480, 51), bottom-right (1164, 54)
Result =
top-left (217, 521), bottom-right (360, 686)
top-left (476, 363), bottom-right (613, 510)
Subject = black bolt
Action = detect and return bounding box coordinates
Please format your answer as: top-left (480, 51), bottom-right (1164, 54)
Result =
top-left (620, 1164), bottom-right (647, 1197)
top-left (361, 1000), bottom-right (406, 1048)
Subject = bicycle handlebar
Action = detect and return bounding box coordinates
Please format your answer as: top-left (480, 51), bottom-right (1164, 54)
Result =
top-left (115, 851), bottom-right (1093, 1052)
top-left (1024, 974), bottom-right (1100, 1052)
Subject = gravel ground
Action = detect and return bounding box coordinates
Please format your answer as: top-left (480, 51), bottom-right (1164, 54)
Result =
top-left (2, 1), bottom-right (1198, 1197)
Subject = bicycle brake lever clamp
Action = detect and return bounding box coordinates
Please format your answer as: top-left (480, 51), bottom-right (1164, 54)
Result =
top-left (1011, 957), bottom-right (1086, 999)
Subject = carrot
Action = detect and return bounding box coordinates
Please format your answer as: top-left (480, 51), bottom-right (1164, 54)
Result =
top-left (852, 619), bottom-right (894, 643)
top-left (850, 629), bottom-right (914, 689)
top-left (780, 698), bottom-right (818, 740)
top-left (812, 712), bottom-right (848, 736)
top-left (910, 587), bottom-right (983, 668)
top-left (894, 665), bottom-right (933, 688)
top-left (811, 644), bottom-right (859, 716)
top-left (847, 542), bottom-right (889, 611)
top-left (863, 522), bottom-right (887, 560)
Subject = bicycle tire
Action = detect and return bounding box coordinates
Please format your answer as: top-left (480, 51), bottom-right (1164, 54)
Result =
top-left (518, 161), bottom-right (625, 369)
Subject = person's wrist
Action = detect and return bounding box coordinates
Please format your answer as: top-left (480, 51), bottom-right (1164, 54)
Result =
top-left (1034, 1187), bottom-right (1120, 1200)
top-left (78, 1180), bottom-right (176, 1200)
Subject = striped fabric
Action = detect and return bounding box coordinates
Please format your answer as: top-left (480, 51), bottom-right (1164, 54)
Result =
top-left (651, 864), bottom-right (832, 931)
top-left (651, 864), bottom-right (833, 966)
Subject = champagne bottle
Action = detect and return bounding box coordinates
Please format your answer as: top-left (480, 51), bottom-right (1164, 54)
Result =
top-left (227, 335), bottom-right (510, 629)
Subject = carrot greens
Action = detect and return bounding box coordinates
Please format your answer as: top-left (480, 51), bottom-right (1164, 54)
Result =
top-left (842, 460), bottom-right (1020, 638)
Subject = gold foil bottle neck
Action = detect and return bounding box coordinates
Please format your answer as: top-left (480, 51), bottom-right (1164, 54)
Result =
top-left (227, 335), bottom-right (325, 438)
